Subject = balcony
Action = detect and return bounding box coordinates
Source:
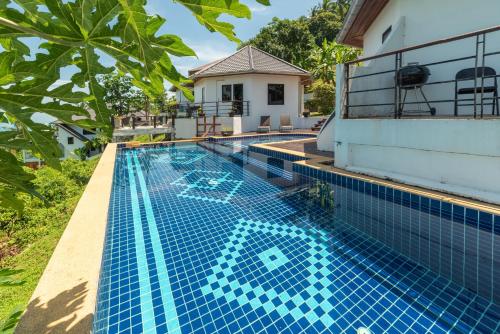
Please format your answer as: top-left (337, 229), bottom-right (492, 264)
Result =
top-left (168, 100), bottom-right (251, 118)
top-left (342, 25), bottom-right (500, 119)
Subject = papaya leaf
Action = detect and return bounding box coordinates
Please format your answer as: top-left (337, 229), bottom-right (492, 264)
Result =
top-left (0, 306), bottom-right (24, 333)
top-left (0, 0), bottom-right (271, 211)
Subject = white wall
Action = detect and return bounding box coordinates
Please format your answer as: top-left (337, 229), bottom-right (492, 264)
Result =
top-left (334, 118), bottom-right (500, 204)
top-left (56, 125), bottom-right (96, 159)
top-left (194, 74), bottom-right (305, 132)
top-left (175, 118), bottom-right (197, 139)
top-left (350, 0), bottom-right (500, 117)
top-left (363, 0), bottom-right (500, 58)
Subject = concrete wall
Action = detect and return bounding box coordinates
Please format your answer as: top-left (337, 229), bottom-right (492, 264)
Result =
top-left (194, 74), bottom-right (304, 132)
top-left (293, 116), bottom-right (323, 130)
top-left (349, 0), bottom-right (500, 117)
top-left (334, 118), bottom-right (500, 204)
top-left (174, 118), bottom-right (197, 139)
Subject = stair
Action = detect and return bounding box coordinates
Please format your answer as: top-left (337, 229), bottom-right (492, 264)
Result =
top-left (311, 118), bottom-right (327, 131)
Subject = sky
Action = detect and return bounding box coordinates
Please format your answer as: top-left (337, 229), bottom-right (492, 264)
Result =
top-left (42, 0), bottom-right (319, 89)
top-left (146, 0), bottom-right (319, 78)
top-left (31, 0), bottom-right (320, 124)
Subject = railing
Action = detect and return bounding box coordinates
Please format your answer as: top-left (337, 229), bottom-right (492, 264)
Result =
top-left (343, 25), bottom-right (500, 119)
top-left (168, 100), bottom-right (250, 117)
top-left (112, 114), bottom-right (175, 130)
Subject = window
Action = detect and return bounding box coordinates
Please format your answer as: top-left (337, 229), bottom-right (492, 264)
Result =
top-left (67, 137), bottom-right (74, 145)
top-left (222, 85), bottom-right (232, 102)
top-left (382, 26), bottom-right (392, 44)
top-left (201, 87), bottom-right (206, 103)
top-left (268, 84), bottom-right (284, 105)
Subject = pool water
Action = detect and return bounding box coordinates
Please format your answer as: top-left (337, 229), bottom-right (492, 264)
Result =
top-left (94, 136), bottom-right (500, 334)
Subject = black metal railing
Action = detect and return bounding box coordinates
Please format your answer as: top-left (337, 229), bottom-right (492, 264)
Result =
top-left (112, 114), bottom-right (176, 130)
top-left (343, 25), bottom-right (500, 119)
top-left (168, 100), bottom-right (250, 117)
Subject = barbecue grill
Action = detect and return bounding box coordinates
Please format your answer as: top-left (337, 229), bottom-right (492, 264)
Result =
top-left (396, 64), bottom-right (436, 116)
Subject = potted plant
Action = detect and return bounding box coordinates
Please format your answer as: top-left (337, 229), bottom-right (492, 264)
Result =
top-left (221, 126), bottom-right (233, 137)
top-left (197, 106), bottom-right (205, 117)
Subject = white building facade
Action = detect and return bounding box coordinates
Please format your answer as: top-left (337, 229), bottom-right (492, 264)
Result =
top-left (319, 0), bottom-right (500, 204)
top-left (182, 46), bottom-right (319, 134)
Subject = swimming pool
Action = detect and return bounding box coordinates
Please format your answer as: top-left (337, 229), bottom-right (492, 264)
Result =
top-left (94, 135), bottom-right (500, 333)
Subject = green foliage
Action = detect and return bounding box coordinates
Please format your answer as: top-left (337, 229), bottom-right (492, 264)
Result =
top-left (241, 0), bottom-right (353, 68)
top-left (240, 17), bottom-right (315, 69)
top-left (133, 134), bottom-right (167, 143)
top-left (0, 0), bottom-right (269, 211)
top-left (306, 80), bottom-right (335, 115)
top-left (308, 10), bottom-right (343, 46)
top-left (0, 159), bottom-right (98, 248)
top-left (309, 39), bottom-right (362, 85)
top-left (0, 270), bottom-right (24, 333)
top-left (0, 159), bottom-right (97, 331)
top-left (0, 306), bottom-right (23, 333)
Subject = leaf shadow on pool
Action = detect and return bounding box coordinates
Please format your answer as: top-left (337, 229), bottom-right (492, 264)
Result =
top-left (15, 281), bottom-right (92, 334)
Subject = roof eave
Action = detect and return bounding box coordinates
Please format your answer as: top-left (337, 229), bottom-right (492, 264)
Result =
top-left (337, 0), bottom-right (390, 48)
top-left (192, 70), bottom-right (311, 80)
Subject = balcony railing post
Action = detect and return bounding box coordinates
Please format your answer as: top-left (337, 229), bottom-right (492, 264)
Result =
top-left (394, 52), bottom-right (402, 119)
top-left (343, 63), bottom-right (350, 119)
top-left (480, 33), bottom-right (487, 118)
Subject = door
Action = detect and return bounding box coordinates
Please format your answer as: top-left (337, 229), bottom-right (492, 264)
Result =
top-left (233, 84), bottom-right (244, 115)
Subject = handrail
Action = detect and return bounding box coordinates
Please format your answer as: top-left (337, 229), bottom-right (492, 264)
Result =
top-left (342, 25), bottom-right (500, 119)
top-left (318, 112), bottom-right (335, 136)
top-left (346, 25), bottom-right (500, 65)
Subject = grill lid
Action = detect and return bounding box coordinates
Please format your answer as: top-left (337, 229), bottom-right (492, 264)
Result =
top-left (397, 65), bottom-right (431, 88)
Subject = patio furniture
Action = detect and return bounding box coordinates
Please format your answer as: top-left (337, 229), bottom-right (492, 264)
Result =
top-left (257, 116), bottom-right (271, 133)
top-left (279, 114), bottom-right (294, 132)
top-left (397, 64), bottom-right (436, 116)
top-left (454, 67), bottom-right (499, 116)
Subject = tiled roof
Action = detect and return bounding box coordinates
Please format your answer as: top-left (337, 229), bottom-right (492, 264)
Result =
top-left (191, 46), bottom-right (310, 79)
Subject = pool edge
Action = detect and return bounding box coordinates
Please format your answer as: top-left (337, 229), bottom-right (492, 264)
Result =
top-left (15, 143), bottom-right (117, 334)
top-left (250, 141), bottom-right (500, 216)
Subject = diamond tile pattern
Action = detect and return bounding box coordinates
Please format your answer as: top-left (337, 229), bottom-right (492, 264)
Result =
top-left (94, 136), bottom-right (500, 334)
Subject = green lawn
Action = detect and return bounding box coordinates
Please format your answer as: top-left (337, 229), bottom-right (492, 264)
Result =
top-left (0, 159), bottom-right (98, 331)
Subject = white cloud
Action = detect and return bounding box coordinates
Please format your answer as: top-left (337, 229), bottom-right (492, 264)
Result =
top-left (249, 5), bottom-right (270, 14)
top-left (171, 42), bottom-right (234, 76)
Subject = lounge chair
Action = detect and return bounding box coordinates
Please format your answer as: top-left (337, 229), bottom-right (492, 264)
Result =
top-left (279, 114), bottom-right (294, 132)
top-left (257, 116), bottom-right (271, 133)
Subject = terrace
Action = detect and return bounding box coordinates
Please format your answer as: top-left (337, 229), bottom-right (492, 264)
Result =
top-left (343, 26), bottom-right (500, 119)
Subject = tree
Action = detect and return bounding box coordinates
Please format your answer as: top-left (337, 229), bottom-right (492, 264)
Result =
top-left (101, 74), bottom-right (136, 117)
top-left (307, 40), bottom-right (361, 114)
top-left (0, 0), bottom-right (270, 211)
top-left (240, 17), bottom-right (315, 69)
top-left (308, 10), bottom-right (343, 46)
top-left (309, 40), bottom-right (361, 85)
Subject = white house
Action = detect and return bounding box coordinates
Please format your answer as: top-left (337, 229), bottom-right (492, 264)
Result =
top-left (177, 46), bottom-right (318, 134)
top-left (53, 122), bottom-right (99, 159)
top-left (318, 0), bottom-right (500, 204)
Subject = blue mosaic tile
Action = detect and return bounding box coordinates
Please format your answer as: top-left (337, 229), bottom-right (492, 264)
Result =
top-left (94, 135), bottom-right (500, 334)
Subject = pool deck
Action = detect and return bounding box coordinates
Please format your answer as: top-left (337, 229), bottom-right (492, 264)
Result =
top-left (266, 138), bottom-right (334, 159)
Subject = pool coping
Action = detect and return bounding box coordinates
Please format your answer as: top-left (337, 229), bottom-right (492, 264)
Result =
top-left (250, 141), bottom-right (500, 216)
top-left (16, 143), bottom-right (117, 334)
